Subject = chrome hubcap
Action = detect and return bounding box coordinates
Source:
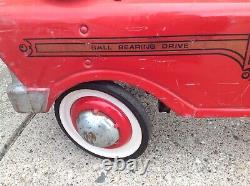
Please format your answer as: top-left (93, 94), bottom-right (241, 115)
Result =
top-left (76, 111), bottom-right (120, 148)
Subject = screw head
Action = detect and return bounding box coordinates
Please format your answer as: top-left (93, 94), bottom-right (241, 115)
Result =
top-left (80, 25), bottom-right (88, 34)
top-left (84, 59), bottom-right (92, 69)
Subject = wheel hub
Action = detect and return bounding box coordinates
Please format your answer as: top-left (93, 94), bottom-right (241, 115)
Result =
top-left (70, 96), bottom-right (133, 149)
top-left (77, 111), bottom-right (120, 148)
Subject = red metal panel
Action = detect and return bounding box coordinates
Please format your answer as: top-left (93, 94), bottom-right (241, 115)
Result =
top-left (1, 1), bottom-right (250, 117)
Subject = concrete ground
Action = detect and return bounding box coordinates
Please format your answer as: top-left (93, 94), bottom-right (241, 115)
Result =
top-left (0, 60), bottom-right (249, 186)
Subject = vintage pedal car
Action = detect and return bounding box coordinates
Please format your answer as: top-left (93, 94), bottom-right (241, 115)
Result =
top-left (1, 0), bottom-right (250, 159)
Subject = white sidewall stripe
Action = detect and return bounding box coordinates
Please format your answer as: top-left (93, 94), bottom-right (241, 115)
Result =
top-left (59, 89), bottom-right (142, 158)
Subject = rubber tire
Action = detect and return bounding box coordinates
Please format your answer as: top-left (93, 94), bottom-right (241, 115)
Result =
top-left (54, 81), bottom-right (151, 159)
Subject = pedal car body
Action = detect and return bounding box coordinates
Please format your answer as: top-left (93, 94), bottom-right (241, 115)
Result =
top-left (1, 0), bottom-right (250, 158)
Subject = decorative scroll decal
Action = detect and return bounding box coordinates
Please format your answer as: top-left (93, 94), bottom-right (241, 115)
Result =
top-left (20, 34), bottom-right (250, 80)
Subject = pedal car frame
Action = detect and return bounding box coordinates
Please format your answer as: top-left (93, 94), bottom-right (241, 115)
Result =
top-left (1, 0), bottom-right (250, 158)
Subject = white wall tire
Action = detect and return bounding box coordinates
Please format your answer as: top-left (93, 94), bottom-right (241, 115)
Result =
top-left (54, 82), bottom-right (151, 159)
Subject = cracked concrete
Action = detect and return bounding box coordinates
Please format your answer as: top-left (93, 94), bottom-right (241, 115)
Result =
top-left (0, 114), bottom-right (35, 161)
top-left (0, 60), bottom-right (249, 185)
top-left (0, 61), bottom-right (29, 159)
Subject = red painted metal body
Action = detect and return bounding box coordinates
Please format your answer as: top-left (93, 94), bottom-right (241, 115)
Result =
top-left (1, 0), bottom-right (250, 117)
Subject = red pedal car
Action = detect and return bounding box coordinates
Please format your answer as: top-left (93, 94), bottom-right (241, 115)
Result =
top-left (1, 0), bottom-right (250, 159)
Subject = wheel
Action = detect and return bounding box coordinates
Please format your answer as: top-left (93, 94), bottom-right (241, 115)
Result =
top-left (54, 82), bottom-right (151, 159)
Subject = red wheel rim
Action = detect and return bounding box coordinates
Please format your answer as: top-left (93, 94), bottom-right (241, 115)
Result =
top-left (70, 96), bottom-right (132, 148)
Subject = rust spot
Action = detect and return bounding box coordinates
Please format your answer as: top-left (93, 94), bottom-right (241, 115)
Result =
top-left (84, 132), bottom-right (96, 145)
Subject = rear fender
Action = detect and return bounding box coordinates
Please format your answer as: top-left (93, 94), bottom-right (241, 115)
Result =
top-left (48, 70), bottom-right (195, 116)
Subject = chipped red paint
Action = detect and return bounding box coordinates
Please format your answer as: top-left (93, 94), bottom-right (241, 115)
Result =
top-left (1, 0), bottom-right (250, 117)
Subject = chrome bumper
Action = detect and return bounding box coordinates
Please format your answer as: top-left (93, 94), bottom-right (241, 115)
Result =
top-left (7, 72), bottom-right (49, 113)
